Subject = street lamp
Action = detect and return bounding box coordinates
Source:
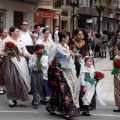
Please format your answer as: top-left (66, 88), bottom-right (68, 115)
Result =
top-left (70, 0), bottom-right (78, 37)
top-left (95, 0), bottom-right (106, 34)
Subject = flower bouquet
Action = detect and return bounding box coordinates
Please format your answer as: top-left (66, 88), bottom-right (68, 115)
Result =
top-left (111, 58), bottom-right (120, 75)
top-left (5, 41), bottom-right (20, 61)
top-left (51, 56), bottom-right (61, 68)
top-left (94, 71), bottom-right (104, 82)
top-left (36, 50), bottom-right (43, 72)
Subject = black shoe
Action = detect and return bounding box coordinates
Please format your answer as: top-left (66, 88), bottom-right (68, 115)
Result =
top-left (113, 108), bottom-right (120, 112)
top-left (82, 111), bottom-right (90, 116)
top-left (46, 107), bottom-right (56, 115)
top-left (33, 104), bottom-right (39, 109)
top-left (9, 102), bottom-right (15, 107)
top-left (12, 100), bottom-right (17, 105)
top-left (64, 116), bottom-right (71, 120)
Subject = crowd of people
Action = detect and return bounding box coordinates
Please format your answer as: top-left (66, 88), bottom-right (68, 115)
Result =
top-left (0, 20), bottom-right (120, 120)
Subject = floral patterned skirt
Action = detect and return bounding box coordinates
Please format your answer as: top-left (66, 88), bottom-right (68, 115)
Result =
top-left (46, 66), bottom-right (78, 117)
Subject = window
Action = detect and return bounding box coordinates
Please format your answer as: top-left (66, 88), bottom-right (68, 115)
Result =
top-left (0, 9), bottom-right (6, 28)
top-left (79, 0), bottom-right (83, 7)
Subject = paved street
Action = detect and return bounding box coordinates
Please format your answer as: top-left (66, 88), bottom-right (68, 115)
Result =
top-left (0, 54), bottom-right (120, 120)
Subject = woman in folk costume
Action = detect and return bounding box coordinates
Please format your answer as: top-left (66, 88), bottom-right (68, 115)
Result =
top-left (111, 44), bottom-right (120, 112)
top-left (80, 56), bottom-right (96, 116)
top-left (0, 26), bottom-right (31, 107)
top-left (39, 28), bottom-right (52, 103)
top-left (46, 31), bottom-right (79, 120)
top-left (0, 27), bottom-right (8, 95)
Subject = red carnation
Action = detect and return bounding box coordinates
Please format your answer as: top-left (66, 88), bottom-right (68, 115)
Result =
top-left (51, 57), bottom-right (58, 67)
top-left (114, 59), bottom-right (120, 68)
top-left (35, 51), bottom-right (43, 56)
top-left (69, 45), bottom-right (74, 50)
top-left (95, 71), bottom-right (104, 81)
top-left (6, 42), bottom-right (15, 48)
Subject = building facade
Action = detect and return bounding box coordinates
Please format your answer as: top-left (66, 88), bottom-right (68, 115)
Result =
top-left (0, 0), bottom-right (34, 31)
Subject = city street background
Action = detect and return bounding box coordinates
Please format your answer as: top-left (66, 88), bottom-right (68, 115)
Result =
top-left (0, 53), bottom-right (120, 120)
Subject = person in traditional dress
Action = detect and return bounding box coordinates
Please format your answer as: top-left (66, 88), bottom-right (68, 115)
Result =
top-left (80, 56), bottom-right (96, 116)
top-left (112, 44), bottom-right (120, 112)
top-left (0, 27), bottom-right (8, 94)
top-left (0, 26), bottom-right (31, 107)
top-left (29, 44), bottom-right (46, 109)
top-left (46, 31), bottom-right (79, 120)
top-left (40, 28), bottom-right (52, 104)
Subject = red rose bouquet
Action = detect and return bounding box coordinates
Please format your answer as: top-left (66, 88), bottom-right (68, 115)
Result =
top-left (69, 45), bottom-right (74, 51)
top-left (51, 56), bottom-right (61, 68)
top-left (111, 58), bottom-right (120, 75)
top-left (35, 50), bottom-right (43, 71)
top-left (94, 71), bottom-right (104, 82)
top-left (6, 42), bottom-right (16, 54)
top-left (5, 41), bottom-right (20, 61)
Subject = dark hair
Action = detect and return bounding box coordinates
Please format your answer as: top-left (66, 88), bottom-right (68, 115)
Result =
top-left (84, 56), bottom-right (93, 62)
top-left (58, 31), bottom-right (67, 43)
top-left (103, 30), bottom-right (108, 35)
top-left (54, 26), bottom-right (60, 30)
top-left (20, 20), bottom-right (28, 26)
top-left (42, 28), bottom-right (48, 34)
top-left (34, 24), bottom-right (40, 29)
top-left (116, 29), bottom-right (120, 35)
top-left (34, 44), bottom-right (44, 52)
top-left (0, 27), bottom-right (6, 36)
top-left (9, 26), bottom-right (18, 36)
top-left (95, 33), bottom-right (100, 38)
top-left (74, 28), bottom-right (88, 41)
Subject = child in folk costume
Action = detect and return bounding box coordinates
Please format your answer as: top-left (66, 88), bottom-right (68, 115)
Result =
top-left (29, 44), bottom-right (47, 109)
top-left (80, 56), bottom-right (96, 116)
top-left (112, 44), bottom-right (120, 112)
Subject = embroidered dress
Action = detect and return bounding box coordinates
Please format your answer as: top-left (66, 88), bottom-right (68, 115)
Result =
top-left (46, 43), bottom-right (79, 117)
top-left (79, 65), bottom-right (96, 110)
top-left (113, 55), bottom-right (120, 108)
top-left (1, 36), bottom-right (30, 100)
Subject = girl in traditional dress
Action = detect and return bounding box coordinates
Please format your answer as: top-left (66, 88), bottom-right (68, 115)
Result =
top-left (0, 27), bottom-right (8, 95)
top-left (0, 26), bottom-right (31, 107)
top-left (80, 56), bottom-right (96, 116)
top-left (46, 31), bottom-right (79, 120)
top-left (112, 44), bottom-right (120, 112)
top-left (37, 28), bottom-right (52, 103)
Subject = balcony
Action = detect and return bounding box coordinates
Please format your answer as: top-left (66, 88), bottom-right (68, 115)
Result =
top-left (77, 7), bottom-right (97, 16)
top-left (77, 7), bottom-right (113, 18)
